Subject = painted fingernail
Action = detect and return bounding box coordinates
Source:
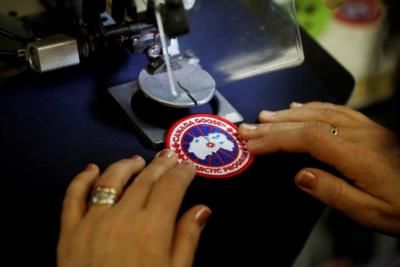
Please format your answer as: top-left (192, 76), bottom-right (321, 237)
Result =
top-left (195, 207), bottom-right (212, 228)
top-left (260, 110), bottom-right (276, 119)
top-left (131, 155), bottom-right (143, 161)
top-left (85, 163), bottom-right (97, 171)
top-left (291, 102), bottom-right (304, 108)
top-left (296, 171), bottom-right (317, 190)
top-left (240, 123), bottom-right (257, 131)
top-left (156, 149), bottom-right (176, 158)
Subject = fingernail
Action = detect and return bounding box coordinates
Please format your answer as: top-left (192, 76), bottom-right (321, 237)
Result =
top-left (240, 123), bottom-right (257, 131)
top-left (85, 163), bottom-right (97, 171)
top-left (195, 207), bottom-right (212, 228)
top-left (260, 110), bottom-right (276, 119)
top-left (156, 149), bottom-right (176, 158)
top-left (131, 155), bottom-right (143, 161)
top-left (291, 102), bottom-right (304, 108)
top-left (182, 160), bottom-right (194, 166)
top-left (296, 171), bottom-right (317, 190)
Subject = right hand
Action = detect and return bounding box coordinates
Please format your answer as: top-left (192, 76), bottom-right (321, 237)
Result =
top-left (239, 102), bottom-right (400, 236)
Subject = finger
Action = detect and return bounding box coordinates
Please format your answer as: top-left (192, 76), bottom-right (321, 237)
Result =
top-left (120, 149), bottom-right (178, 210)
top-left (294, 168), bottom-right (388, 231)
top-left (240, 122), bottom-right (302, 140)
top-left (290, 102), bottom-right (372, 124)
top-left (241, 121), bottom-right (367, 173)
top-left (239, 121), bottom-right (359, 144)
top-left (171, 205), bottom-right (211, 267)
top-left (258, 107), bottom-right (363, 127)
top-left (87, 155), bottom-right (146, 216)
top-left (61, 164), bottom-right (99, 236)
top-left (147, 161), bottom-right (197, 223)
top-left (239, 121), bottom-right (379, 182)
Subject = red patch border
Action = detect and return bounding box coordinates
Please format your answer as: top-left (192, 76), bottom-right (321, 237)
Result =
top-left (165, 114), bottom-right (254, 179)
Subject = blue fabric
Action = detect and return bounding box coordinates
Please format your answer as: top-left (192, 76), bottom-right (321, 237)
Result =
top-left (0, 4), bottom-right (354, 265)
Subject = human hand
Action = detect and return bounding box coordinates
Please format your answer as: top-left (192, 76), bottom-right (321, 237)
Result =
top-left (58, 150), bottom-right (211, 267)
top-left (239, 102), bottom-right (400, 236)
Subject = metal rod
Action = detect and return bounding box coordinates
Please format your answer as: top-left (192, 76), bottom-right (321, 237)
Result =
top-left (0, 49), bottom-right (18, 57)
top-left (154, 0), bottom-right (178, 97)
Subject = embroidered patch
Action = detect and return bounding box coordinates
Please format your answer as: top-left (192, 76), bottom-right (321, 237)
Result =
top-left (165, 114), bottom-right (253, 179)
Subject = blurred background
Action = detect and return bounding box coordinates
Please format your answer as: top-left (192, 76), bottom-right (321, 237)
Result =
top-left (293, 0), bottom-right (400, 267)
top-left (0, 1), bottom-right (399, 266)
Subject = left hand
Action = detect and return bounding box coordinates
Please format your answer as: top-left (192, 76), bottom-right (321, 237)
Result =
top-left (58, 150), bottom-right (211, 267)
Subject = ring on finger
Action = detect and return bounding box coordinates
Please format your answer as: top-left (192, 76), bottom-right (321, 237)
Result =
top-left (330, 124), bottom-right (339, 136)
top-left (90, 186), bottom-right (118, 206)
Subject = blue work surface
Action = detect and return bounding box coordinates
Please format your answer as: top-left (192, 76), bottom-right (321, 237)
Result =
top-left (0, 29), bottom-right (353, 267)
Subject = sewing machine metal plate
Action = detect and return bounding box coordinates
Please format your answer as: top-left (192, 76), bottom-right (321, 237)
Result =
top-left (108, 0), bottom-right (304, 148)
top-left (108, 81), bottom-right (243, 149)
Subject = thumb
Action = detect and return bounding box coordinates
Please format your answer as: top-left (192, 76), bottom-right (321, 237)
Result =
top-left (295, 168), bottom-right (381, 225)
top-left (171, 205), bottom-right (211, 267)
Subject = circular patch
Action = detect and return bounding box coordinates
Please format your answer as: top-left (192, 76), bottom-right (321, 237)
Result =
top-left (335, 0), bottom-right (381, 25)
top-left (165, 114), bottom-right (253, 179)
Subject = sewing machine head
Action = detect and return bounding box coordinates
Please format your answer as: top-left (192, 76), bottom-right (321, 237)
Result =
top-left (1, 0), bottom-right (304, 148)
top-left (17, 0), bottom-right (214, 108)
top-left (21, 1), bottom-right (188, 70)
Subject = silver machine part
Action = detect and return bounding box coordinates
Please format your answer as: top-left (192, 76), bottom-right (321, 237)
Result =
top-left (106, 0), bottom-right (242, 148)
top-left (154, 0), bottom-right (179, 98)
top-left (138, 62), bottom-right (216, 108)
top-left (26, 35), bottom-right (80, 73)
top-left (108, 81), bottom-right (243, 149)
top-left (137, 1), bottom-right (215, 108)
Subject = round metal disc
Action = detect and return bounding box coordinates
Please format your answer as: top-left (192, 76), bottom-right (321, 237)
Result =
top-left (138, 62), bottom-right (216, 108)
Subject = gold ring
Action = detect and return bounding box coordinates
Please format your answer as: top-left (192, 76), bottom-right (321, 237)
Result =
top-left (330, 124), bottom-right (338, 136)
top-left (90, 186), bottom-right (118, 205)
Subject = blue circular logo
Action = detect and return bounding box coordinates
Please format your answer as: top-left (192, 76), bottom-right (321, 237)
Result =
top-left (181, 124), bottom-right (239, 166)
top-left (166, 114), bottom-right (253, 179)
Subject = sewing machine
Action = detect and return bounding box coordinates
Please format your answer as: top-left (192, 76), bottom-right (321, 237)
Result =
top-left (0, 0), bottom-right (304, 149)
top-left (0, 2), bottom-right (356, 267)
top-left (106, 0), bottom-right (245, 149)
